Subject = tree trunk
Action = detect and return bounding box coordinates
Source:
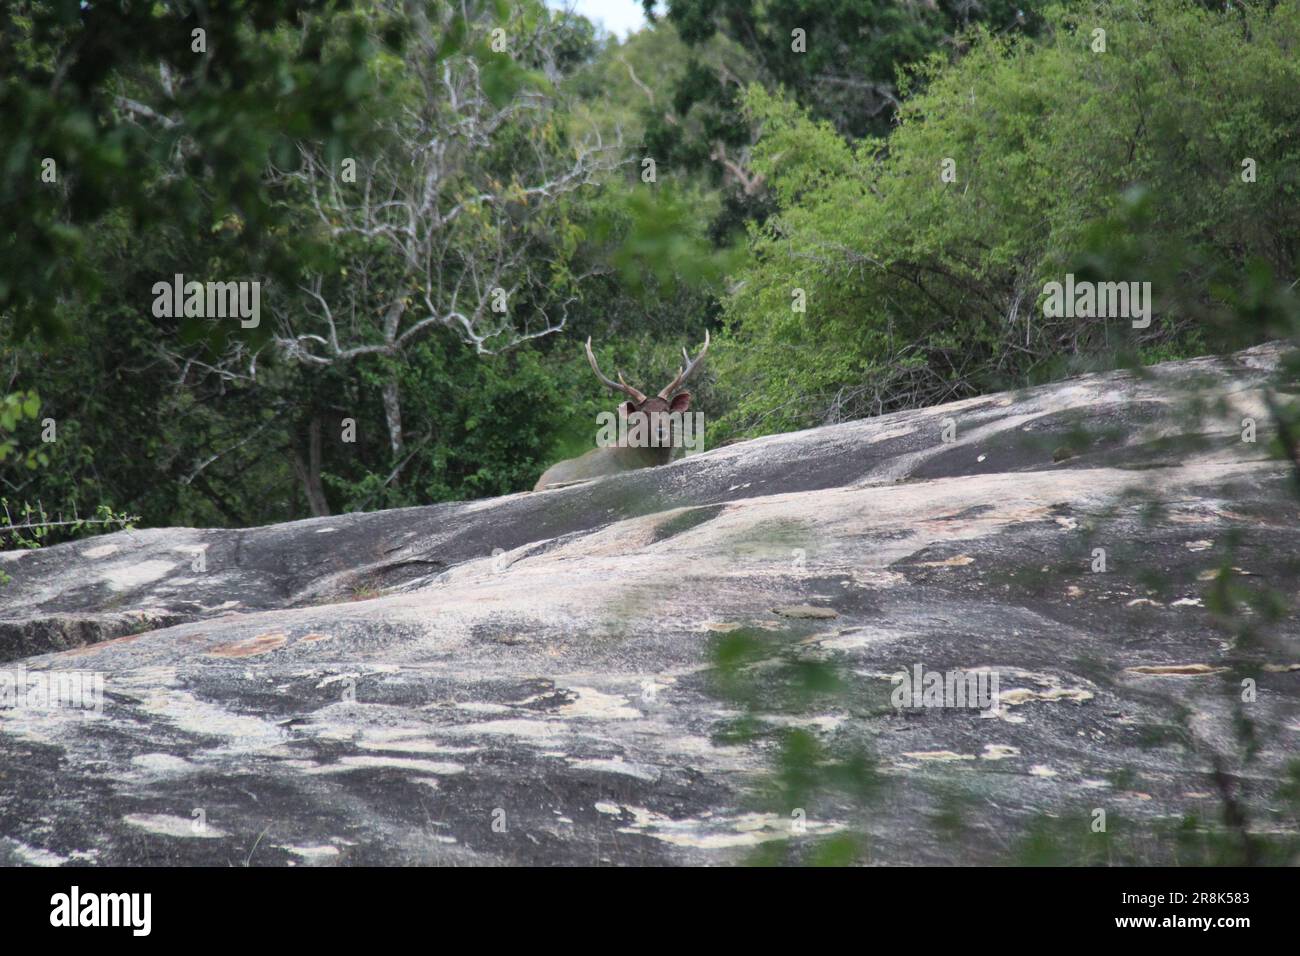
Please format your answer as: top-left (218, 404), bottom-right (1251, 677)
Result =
top-left (292, 416), bottom-right (331, 517)
top-left (382, 377), bottom-right (404, 459)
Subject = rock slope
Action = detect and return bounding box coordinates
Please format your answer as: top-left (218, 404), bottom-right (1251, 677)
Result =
top-left (0, 343), bottom-right (1297, 865)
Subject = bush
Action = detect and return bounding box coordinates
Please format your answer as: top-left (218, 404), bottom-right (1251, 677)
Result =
top-left (714, 0), bottom-right (1300, 439)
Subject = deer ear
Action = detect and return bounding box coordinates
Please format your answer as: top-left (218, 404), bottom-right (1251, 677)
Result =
top-left (619, 400), bottom-right (637, 418)
top-left (669, 391), bottom-right (692, 413)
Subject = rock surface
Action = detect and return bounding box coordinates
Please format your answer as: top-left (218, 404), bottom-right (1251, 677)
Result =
top-left (1, 343), bottom-right (1297, 865)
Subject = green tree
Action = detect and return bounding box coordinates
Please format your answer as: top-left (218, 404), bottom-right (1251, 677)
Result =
top-left (0, 0), bottom-right (399, 340)
top-left (714, 0), bottom-right (1300, 439)
top-left (637, 0), bottom-right (1039, 242)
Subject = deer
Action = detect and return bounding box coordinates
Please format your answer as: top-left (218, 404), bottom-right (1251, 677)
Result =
top-left (533, 332), bottom-right (710, 491)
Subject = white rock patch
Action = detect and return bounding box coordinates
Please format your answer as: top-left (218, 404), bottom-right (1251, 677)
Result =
top-left (123, 813), bottom-right (227, 838)
top-left (103, 560), bottom-right (174, 591)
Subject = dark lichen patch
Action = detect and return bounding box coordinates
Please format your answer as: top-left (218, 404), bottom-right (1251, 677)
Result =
top-left (709, 516), bottom-right (816, 563)
top-left (178, 669), bottom-right (432, 719)
top-left (0, 612), bottom-right (192, 664)
top-left (930, 504), bottom-right (998, 522)
top-left (772, 605), bottom-right (838, 620)
top-left (649, 505), bottom-right (726, 543)
top-left (364, 557), bottom-right (449, 590)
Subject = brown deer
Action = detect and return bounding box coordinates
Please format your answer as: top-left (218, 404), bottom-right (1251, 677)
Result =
top-left (533, 332), bottom-right (710, 491)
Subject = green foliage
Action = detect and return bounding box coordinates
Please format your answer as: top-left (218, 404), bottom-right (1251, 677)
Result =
top-left (563, 15), bottom-right (725, 150)
top-left (330, 332), bottom-right (577, 509)
top-left (594, 183), bottom-right (744, 298)
top-left (706, 626), bottom-right (882, 865)
top-left (0, 498), bottom-right (137, 551)
top-left (647, 0), bottom-right (1036, 139)
top-left (0, 389), bottom-right (44, 469)
top-left (714, 0), bottom-right (1300, 440)
top-left (636, 0), bottom-right (1039, 244)
top-left (0, 0), bottom-right (403, 341)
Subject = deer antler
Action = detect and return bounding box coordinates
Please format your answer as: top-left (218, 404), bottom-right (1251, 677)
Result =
top-left (658, 330), bottom-right (710, 399)
top-left (586, 337), bottom-right (646, 403)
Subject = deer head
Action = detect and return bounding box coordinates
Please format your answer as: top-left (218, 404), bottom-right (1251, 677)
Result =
top-left (533, 332), bottom-right (710, 490)
top-left (585, 331), bottom-right (709, 449)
